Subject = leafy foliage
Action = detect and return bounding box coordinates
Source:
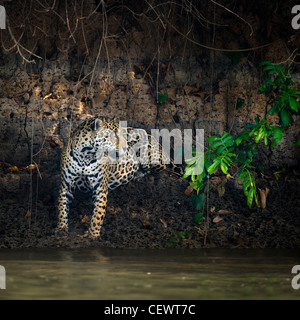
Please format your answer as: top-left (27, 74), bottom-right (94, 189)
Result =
top-left (258, 61), bottom-right (300, 127)
top-left (184, 61), bottom-right (300, 218)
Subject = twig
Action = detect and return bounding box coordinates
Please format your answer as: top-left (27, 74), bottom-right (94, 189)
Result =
top-left (65, 0), bottom-right (78, 44)
top-left (209, 0), bottom-right (254, 36)
top-left (5, 16), bottom-right (42, 63)
top-left (167, 20), bottom-right (278, 52)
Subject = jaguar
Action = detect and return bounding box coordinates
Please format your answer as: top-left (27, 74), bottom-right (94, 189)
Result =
top-left (56, 117), bottom-right (182, 239)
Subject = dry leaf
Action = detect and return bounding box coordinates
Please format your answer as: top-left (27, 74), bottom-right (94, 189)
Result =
top-left (27, 164), bottom-right (36, 170)
top-left (213, 215), bottom-right (223, 223)
top-left (258, 187), bottom-right (270, 209)
top-left (184, 185), bottom-right (194, 196)
top-left (25, 210), bottom-right (31, 218)
top-left (43, 93), bottom-right (54, 100)
top-left (217, 209), bottom-right (232, 214)
top-left (159, 218), bottom-right (167, 229)
top-left (210, 206), bottom-right (216, 213)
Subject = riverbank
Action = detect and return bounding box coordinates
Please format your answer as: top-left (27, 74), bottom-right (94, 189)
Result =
top-left (0, 166), bottom-right (299, 249)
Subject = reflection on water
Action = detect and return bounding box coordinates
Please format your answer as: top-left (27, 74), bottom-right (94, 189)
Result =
top-left (0, 248), bottom-right (299, 300)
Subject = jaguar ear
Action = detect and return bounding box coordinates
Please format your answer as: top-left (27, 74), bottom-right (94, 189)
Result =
top-left (94, 119), bottom-right (102, 131)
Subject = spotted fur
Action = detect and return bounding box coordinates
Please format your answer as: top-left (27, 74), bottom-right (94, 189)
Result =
top-left (56, 117), bottom-right (181, 239)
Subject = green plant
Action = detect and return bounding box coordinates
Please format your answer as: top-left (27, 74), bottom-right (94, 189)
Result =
top-left (183, 148), bottom-right (207, 223)
top-left (184, 61), bottom-right (300, 215)
top-left (157, 91), bottom-right (168, 104)
top-left (170, 230), bottom-right (192, 243)
top-left (258, 61), bottom-right (300, 146)
top-left (258, 61), bottom-right (300, 127)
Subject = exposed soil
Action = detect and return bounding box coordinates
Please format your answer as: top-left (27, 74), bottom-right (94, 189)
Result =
top-left (0, 164), bottom-right (299, 249)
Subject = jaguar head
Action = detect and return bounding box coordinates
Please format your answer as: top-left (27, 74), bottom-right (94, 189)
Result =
top-left (92, 119), bottom-right (125, 161)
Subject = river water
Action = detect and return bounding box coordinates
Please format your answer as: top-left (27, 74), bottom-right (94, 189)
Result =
top-left (0, 248), bottom-right (299, 300)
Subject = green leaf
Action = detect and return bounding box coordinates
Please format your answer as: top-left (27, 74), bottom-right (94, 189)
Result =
top-left (191, 193), bottom-right (206, 211)
top-left (247, 187), bottom-right (254, 207)
top-left (243, 177), bottom-right (251, 192)
top-left (208, 141), bottom-right (223, 150)
top-left (204, 160), bottom-right (212, 171)
top-left (189, 180), bottom-right (203, 191)
top-left (197, 193), bottom-right (206, 210)
top-left (264, 135), bottom-right (268, 145)
top-left (272, 126), bottom-right (283, 143)
top-left (216, 145), bottom-right (226, 155)
top-left (158, 91), bottom-right (168, 104)
top-left (235, 136), bottom-right (243, 146)
top-left (220, 161), bottom-right (228, 174)
top-left (296, 138), bottom-right (300, 147)
top-left (178, 231), bottom-right (186, 239)
top-left (194, 212), bottom-right (204, 224)
top-left (206, 136), bottom-right (219, 143)
top-left (238, 171), bottom-right (248, 180)
top-left (224, 139), bottom-right (234, 147)
top-left (170, 237), bottom-right (179, 243)
top-left (221, 132), bottom-right (230, 139)
top-left (280, 108), bottom-right (290, 127)
top-left (247, 149), bottom-right (253, 161)
top-left (254, 128), bottom-right (264, 143)
top-left (260, 61), bottom-right (272, 66)
top-left (222, 156), bottom-right (232, 166)
top-left (185, 158), bottom-right (196, 165)
top-left (262, 65), bottom-right (275, 72)
top-left (289, 97), bottom-right (299, 111)
top-left (207, 159), bottom-right (221, 174)
top-left (258, 83), bottom-right (266, 94)
top-left (268, 103), bottom-right (280, 115)
top-left (183, 165), bottom-right (196, 178)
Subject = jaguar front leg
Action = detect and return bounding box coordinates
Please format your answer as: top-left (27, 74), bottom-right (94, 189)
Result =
top-left (56, 180), bottom-right (74, 236)
top-left (87, 166), bottom-right (110, 240)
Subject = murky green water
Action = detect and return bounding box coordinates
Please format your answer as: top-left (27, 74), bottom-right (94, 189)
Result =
top-left (0, 248), bottom-right (299, 300)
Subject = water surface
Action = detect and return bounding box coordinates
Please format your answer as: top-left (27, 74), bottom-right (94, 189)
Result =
top-left (0, 248), bottom-right (299, 300)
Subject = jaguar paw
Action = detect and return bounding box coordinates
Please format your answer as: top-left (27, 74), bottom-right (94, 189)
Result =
top-left (84, 229), bottom-right (101, 241)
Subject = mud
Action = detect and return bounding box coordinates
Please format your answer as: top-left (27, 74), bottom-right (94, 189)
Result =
top-left (0, 163), bottom-right (299, 249)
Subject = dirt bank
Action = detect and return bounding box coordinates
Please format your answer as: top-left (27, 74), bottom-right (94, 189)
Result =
top-left (0, 163), bottom-right (299, 249)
